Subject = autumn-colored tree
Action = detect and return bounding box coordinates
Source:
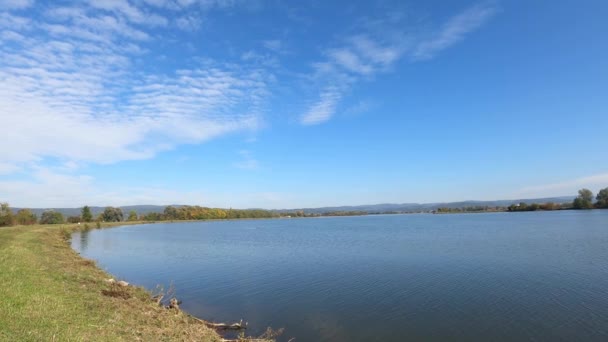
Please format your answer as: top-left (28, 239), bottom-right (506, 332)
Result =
top-left (15, 209), bottom-right (37, 225)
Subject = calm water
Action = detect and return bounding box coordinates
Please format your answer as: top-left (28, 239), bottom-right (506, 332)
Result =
top-left (72, 211), bottom-right (608, 341)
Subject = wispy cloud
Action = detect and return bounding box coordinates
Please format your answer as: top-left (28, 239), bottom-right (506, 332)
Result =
top-left (327, 48), bottom-right (374, 75)
top-left (234, 150), bottom-right (260, 170)
top-left (297, 35), bottom-right (397, 125)
top-left (0, 0), bottom-right (33, 10)
top-left (299, 1), bottom-right (498, 126)
top-left (175, 14), bottom-right (202, 30)
top-left (139, 0), bottom-right (246, 11)
top-left (344, 99), bottom-right (375, 117)
top-left (514, 173), bottom-right (608, 198)
top-left (300, 88), bottom-right (342, 125)
top-left (86, 0), bottom-right (161, 26)
top-left (262, 39), bottom-right (282, 52)
top-left (413, 1), bottom-right (498, 60)
top-left (0, 162), bottom-right (21, 175)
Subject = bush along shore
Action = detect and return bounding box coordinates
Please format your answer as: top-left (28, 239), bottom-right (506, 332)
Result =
top-left (0, 222), bottom-right (283, 341)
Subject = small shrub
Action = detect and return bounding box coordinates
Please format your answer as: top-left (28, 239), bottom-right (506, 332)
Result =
top-left (101, 286), bottom-right (131, 299)
top-left (96, 221), bottom-right (101, 229)
top-left (80, 259), bottom-right (96, 267)
top-left (59, 228), bottom-right (70, 241)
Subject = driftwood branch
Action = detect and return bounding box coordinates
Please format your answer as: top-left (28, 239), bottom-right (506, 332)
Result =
top-left (221, 339), bottom-right (273, 342)
top-left (206, 319), bottom-right (247, 330)
top-left (219, 336), bottom-right (292, 342)
top-left (192, 317), bottom-right (248, 330)
top-left (151, 291), bottom-right (282, 341)
top-left (151, 294), bottom-right (163, 305)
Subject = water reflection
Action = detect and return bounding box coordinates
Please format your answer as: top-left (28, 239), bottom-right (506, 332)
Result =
top-left (78, 227), bottom-right (90, 252)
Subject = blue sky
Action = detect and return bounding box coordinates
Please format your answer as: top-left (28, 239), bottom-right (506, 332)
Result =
top-left (0, 0), bottom-right (607, 208)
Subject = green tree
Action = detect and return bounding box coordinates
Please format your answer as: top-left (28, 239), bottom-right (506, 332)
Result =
top-left (15, 209), bottom-right (37, 225)
top-left (127, 210), bottom-right (138, 221)
top-left (101, 207), bottom-right (123, 222)
top-left (573, 188), bottom-right (594, 209)
top-left (596, 187), bottom-right (608, 208)
top-left (81, 206), bottom-right (93, 222)
top-left (142, 212), bottom-right (162, 221)
top-left (0, 202), bottom-right (14, 227)
top-left (40, 211), bottom-right (65, 224)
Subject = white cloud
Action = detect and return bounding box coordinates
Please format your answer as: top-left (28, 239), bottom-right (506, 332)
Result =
top-left (1, 30), bottom-right (25, 41)
top-left (300, 35), bottom-right (399, 125)
top-left (300, 88), bottom-right (341, 125)
top-left (0, 163), bottom-right (21, 175)
top-left (0, 167), bottom-right (202, 207)
top-left (0, 166), bottom-right (292, 208)
top-left (514, 173), bottom-right (608, 198)
top-left (328, 48), bottom-right (374, 75)
top-left (139, 0), bottom-right (241, 11)
top-left (350, 35), bottom-right (401, 66)
top-left (0, 0), bottom-right (33, 10)
top-left (300, 1), bottom-right (498, 126)
top-left (175, 14), bottom-right (202, 30)
top-left (413, 1), bottom-right (498, 60)
top-left (0, 12), bottom-right (30, 29)
top-left (0, 1), bottom-right (270, 170)
top-left (87, 0), bottom-right (155, 26)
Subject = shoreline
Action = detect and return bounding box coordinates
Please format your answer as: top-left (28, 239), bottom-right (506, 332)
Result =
top-left (0, 222), bottom-right (242, 341)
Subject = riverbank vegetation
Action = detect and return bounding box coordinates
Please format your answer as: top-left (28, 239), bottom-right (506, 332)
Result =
top-left (0, 203), bottom-right (373, 227)
top-left (0, 222), bottom-right (223, 341)
top-left (0, 223), bottom-right (282, 341)
top-left (436, 206), bottom-right (506, 213)
top-left (1, 186), bottom-right (607, 228)
top-left (507, 202), bottom-right (566, 212)
top-left (507, 188), bottom-right (608, 212)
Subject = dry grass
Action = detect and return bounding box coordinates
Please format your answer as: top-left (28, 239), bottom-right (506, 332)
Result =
top-left (0, 222), bottom-right (222, 341)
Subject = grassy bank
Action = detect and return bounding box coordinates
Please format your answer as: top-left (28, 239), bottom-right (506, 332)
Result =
top-left (0, 222), bottom-right (221, 341)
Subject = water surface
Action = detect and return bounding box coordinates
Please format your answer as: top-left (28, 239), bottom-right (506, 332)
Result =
top-left (72, 211), bottom-right (608, 341)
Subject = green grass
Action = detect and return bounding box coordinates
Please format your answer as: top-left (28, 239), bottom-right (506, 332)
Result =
top-left (0, 223), bottom-right (221, 341)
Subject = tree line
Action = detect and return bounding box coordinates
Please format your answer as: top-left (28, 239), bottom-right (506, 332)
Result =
top-left (572, 188), bottom-right (608, 209)
top-left (437, 206), bottom-right (505, 213)
top-left (2, 188), bottom-right (607, 227)
top-left (161, 205), bottom-right (276, 221)
top-left (506, 202), bottom-right (565, 212)
top-left (0, 204), bottom-right (279, 227)
top-left (508, 187), bottom-right (608, 212)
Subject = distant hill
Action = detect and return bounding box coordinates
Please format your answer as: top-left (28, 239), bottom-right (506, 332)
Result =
top-left (273, 196), bottom-right (575, 214)
top-left (11, 196), bottom-right (575, 217)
